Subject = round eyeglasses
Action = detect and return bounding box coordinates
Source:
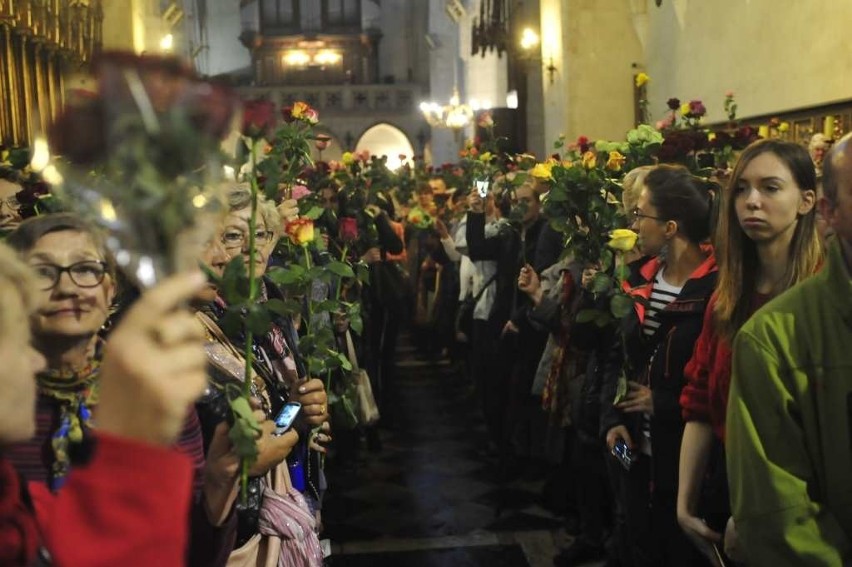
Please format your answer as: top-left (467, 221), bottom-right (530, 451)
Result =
top-left (31, 261), bottom-right (108, 291)
top-left (221, 229), bottom-right (274, 249)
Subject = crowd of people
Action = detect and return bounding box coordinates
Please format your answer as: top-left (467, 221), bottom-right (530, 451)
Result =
top-left (1, 110), bottom-right (851, 567)
top-left (393, 136), bottom-right (852, 567)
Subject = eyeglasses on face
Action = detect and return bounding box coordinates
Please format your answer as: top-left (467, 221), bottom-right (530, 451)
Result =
top-left (221, 229), bottom-right (274, 249)
top-left (630, 207), bottom-right (665, 222)
top-left (31, 261), bottom-right (108, 291)
top-left (0, 196), bottom-right (21, 210)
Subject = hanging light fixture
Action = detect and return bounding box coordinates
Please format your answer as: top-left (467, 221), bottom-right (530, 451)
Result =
top-left (419, 55), bottom-right (473, 135)
top-left (420, 87), bottom-right (474, 133)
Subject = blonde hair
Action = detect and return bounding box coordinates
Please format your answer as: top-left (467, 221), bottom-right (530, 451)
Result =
top-left (621, 165), bottom-right (654, 214)
top-left (0, 242), bottom-right (36, 339)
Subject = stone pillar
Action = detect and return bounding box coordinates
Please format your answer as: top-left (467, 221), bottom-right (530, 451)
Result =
top-left (426, 0), bottom-right (460, 166)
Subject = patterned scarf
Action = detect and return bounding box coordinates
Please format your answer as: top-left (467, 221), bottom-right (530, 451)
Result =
top-left (37, 359), bottom-right (100, 491)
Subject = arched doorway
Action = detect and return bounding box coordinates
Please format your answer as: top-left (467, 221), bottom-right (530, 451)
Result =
top-left (355, 123), bottom-right (415, 170)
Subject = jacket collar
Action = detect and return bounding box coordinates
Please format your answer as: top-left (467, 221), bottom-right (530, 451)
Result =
top-left (622, 252), bottom-right (717, 322)
top-left (824, 240), bottom-right (852, 328)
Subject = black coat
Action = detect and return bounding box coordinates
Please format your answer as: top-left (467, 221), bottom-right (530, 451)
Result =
top-left (599, 253), bottom-right (717, 494)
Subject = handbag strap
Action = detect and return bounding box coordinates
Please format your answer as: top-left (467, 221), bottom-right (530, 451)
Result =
top-left (344, 330), bottom-right (360, 373)
top-left (471, 272), bottom-right (498, 303)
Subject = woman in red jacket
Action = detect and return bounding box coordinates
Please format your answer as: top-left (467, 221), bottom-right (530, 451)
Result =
top-left (677, 139), bottom-right (823, 563)
top-left (0, 239), bottom-right (209, 566)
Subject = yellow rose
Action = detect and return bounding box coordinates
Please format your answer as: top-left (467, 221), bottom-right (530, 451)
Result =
top-left (605, 151), bottom-right (626, 172)
top-left (582, 151), bottom-right (597, 169)
top-left (342, 151), bottom-right (354, 165)
top-left (480, 151), bottom-right (493, 162)
top-left (779, 121), bottom-right (790, 133)
top-left (708, 132), bottom-right (716, 142)
top-left (284, 218), bottom-right (316, 246)
top-left (291, 101), bottom-right (309, 119)
top-left (608, 229), bottom-right (638, 252)
top-left (531, 161), bottom-right (554, 180)
top-left (561, 160), bottom-right (573, 168)
top-left (680, 103), bottom-right (691, 116)
top-left (634, 72), bottom-right (650, 88)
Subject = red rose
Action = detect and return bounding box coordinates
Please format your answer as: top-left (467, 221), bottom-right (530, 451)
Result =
top-left (281, 106), bottom-right (295, 124)
top-left (243, 99), bottom-right (276, 138)
top-left (338, 216), bottom-right (359, 242)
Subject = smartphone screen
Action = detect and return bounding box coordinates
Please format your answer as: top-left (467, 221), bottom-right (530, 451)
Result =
top-left (475, 180), bottom-right (490, 198)
top-left (273, 402), bottom-right (301, 436)
top-left (612, 439), bottom-right (633, 471)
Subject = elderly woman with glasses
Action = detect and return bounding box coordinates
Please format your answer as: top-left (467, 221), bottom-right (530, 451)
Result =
top-left (192, 187), bottom-right (328, 565)
top-left (0, 238), bottom-right (214, 566)
top-left (4, 213), bottom-right (244, 567)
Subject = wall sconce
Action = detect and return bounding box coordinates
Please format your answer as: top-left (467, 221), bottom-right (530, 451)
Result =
top-left (283, 50), bottom-right (311, 67)
top-left (160, 33), bottom-right (174, 52)
top-left (314, 50), bottom-right (342, 66)
top-left (520, 28), bottom-right (539, 50)
top-left (283, 49), bottom-right (342, 68)
top-left (519, 27), bottom-right (557, 84)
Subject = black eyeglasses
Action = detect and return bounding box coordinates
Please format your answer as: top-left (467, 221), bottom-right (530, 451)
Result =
top-left (31, 261), bottom-right (108, 291)
top-left (630, 208), bottom-right (665, 222)
top-left (221, 229), bottom-right (274, 249)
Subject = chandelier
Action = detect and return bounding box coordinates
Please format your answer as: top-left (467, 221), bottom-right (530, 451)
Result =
top-left (419, 87), bottom-right (474, 132)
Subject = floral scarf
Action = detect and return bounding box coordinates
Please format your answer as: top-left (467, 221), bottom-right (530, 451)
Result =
top-left (37, 359), bottom-right (100, 491)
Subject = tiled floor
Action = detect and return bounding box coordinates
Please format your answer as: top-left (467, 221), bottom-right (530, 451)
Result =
top-left (323, 339), bottom-right (606, 567)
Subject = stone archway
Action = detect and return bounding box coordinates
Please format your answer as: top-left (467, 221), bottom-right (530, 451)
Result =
top-left (355, 123), bottom-right (415, 169)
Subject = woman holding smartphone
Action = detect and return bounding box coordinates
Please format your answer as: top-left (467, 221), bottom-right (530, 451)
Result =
top-left (199, 188), bottom-right (327, 566)
top-left (600, 164), bottom-right (717, 567)
top-left (678, 139), bottom-right (822, 563)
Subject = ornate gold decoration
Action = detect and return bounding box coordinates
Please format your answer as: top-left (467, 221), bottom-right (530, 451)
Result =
top-left (0, 0), bottom-right (103, 145)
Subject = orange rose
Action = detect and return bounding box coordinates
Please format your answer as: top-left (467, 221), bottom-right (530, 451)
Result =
top-left (284, 218), bottom-right (315, 246)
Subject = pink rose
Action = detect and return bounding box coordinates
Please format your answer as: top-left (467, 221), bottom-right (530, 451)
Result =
top-left (291, 184), bottom-right (311, 201)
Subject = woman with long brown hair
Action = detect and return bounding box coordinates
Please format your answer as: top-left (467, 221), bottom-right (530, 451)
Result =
top-left (678, 139), bottom-right (822, 563)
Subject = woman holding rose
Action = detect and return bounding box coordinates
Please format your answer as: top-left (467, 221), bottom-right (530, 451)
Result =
top-left (0, 238), bottom-right (211, 566)
top-left (4, 213), bottom-right (243, 566)
top-left (200, 187), bottom-right (327, 565)
top-left (599, 165), bottom-right (717, 567)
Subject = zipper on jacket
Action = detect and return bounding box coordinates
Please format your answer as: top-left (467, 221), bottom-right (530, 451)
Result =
top-left (664, 325), bottom-right (677, 379)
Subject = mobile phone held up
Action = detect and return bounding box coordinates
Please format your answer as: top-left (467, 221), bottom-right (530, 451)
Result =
top-left (612, 438), bottom-right (633, 471)
top-left (272, 402), bottom-right (301, 436)
top-left (475, 179), bottom-right (491, 198)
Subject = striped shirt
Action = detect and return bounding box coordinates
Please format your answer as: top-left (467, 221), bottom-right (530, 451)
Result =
top-left (640, 269), bottom-right (683, 455)
top-left (642, 271), bottom-right (683, 337)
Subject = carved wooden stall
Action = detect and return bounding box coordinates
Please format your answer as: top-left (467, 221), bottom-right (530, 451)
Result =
top-left (0, 0), bottom-right (103, 145)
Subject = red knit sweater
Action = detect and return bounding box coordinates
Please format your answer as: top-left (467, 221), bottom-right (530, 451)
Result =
top-left (680, 293), bottom-right (770, 440)
top-left (1, 431), bottom-right (192, 566)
